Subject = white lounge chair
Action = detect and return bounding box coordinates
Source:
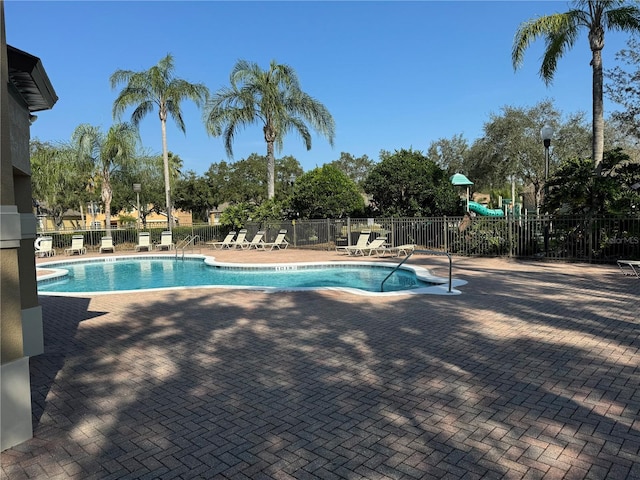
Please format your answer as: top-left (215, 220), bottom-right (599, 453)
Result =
top-left (375, 244), bottom-right (416, 257)
top-left (34, 236), bottom-right (55, 257)
top-left (242, 231), bottom-right (266, 250)
top-left (346, 236), bottom-right (388, 256)
top-left (135, 232), bottom-right (152, 252)
top-left (65, 235), bottom-right (86, 256)
top-left (617, 259), bottom-right (640, 278)
top-left (260, 229), bottom-right (289, 251)
top-left (99, 236), bottom-right (115, 253)
top-left (336, 229), bottom-right (371, 254)
top-left (156, 231), bottom-right (174, 250)
top-left (230, 229), bottom-right (248, 249)
top-left (207, 231), bottom-right (237, 249)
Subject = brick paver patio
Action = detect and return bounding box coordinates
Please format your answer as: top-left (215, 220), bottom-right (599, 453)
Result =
top-left (2, 250), bottom-right (639, 479)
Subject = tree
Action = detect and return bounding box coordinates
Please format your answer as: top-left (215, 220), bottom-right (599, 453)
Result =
top-left (110, 54), bottom-right (209, 231)
top-left (72, 123), bottom-right (139, 234)
top-left (544, 148), bottom-right (640, 214)
top-left (204, 59), bottom-right (335, 199)
top-left (174, 171), bottom-right (216, 223)
top-left (327, 152), bottom-right (375, 187)
top-left (363, 149), bottom-right (461, 217)
top-left (426, 134), bottom-right (470, 177)
top-left (30, 140), bottom-right (89, 229)
top-left (605, 36), bottom-right (640, 145)
top-left (291, 165), bottom-right (364, 219)
top-left (512, 0), bottom-right (640, 175)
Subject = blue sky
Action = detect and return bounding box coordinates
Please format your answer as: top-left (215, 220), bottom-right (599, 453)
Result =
top-left (5, 0), bottom-right (634, 175)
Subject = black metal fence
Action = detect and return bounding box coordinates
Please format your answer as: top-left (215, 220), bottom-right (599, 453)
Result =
top-left (38, 214), bottom-right (640, 263)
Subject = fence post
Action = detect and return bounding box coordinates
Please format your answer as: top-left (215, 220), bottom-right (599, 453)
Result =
top-left (326, 218), bottom-right (330, 251)
top-left (443, 216), bottom-right (448, 252)
top-left (347, 217), bottom-right (351, 247)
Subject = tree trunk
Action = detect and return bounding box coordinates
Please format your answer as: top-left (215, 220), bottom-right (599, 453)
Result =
top-left (102, 172), bottom-right (112, 235)
top-left (592, 45), bottom-right (605, 176)
top-left (161, 118), bottom-right (173, 231)
top-left (266, 140), bottom-right (275, 200)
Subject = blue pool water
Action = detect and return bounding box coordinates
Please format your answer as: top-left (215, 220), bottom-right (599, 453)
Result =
top-left (37, 257), bottom-right (440, 294)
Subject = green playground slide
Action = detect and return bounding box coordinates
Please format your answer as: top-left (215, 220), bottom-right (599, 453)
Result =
top-left (468, 201), bottom-right (504, 217)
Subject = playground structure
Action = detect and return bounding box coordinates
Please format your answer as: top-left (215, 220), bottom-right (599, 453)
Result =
top-left (451, 173), bottom-right (525, 218)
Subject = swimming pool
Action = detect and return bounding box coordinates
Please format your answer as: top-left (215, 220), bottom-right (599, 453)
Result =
top-left (36, 255), bottom-right (464, 296)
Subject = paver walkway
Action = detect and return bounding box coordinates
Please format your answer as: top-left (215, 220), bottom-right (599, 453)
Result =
top-left (2, 251), bottom-right (639, 479)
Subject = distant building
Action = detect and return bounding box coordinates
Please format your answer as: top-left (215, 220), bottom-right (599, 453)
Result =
top-left (1, 3), bottom-right (58, 451)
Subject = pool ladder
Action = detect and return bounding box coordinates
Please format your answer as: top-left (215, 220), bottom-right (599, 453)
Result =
top-left (380, 249), bottom-right (452, 293)
top-left (175, 235), bottom-right (200, 260)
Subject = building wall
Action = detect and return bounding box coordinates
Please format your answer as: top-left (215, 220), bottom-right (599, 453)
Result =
top-left (1, 2), bottom-right (44, 450)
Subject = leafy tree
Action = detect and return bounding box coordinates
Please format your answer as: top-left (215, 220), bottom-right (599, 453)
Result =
top-left (204, 59), bottom-right (335, 199)
top-left (111, 54), bottom-right (209, 230)
top-left (72, 123), bottom-right (139, 234)
top-left (466, 101), bottom-right (593, 211)
top-left (291, 165), bottom-right (364, 219)
top-left (544, 148), bottom-right (640, 214)
top-left (30, 140), bottom-right (89, 229)
top-left (512, 0), bottom-right (640, 175)
top-left (219, 202), bottom-right (254, 229)
top-left (605, 36), bottom-right (640, 145)
top-left (362, 148), bottom-right (461, 217)
top-left (174, 170), bottom-right (217, 223)
top-left (427, 134), bottom-right (470, 177)
top-left (327, 152), bottom-right (375, 187)
top-left (274, 155), bottom-right (304, 201)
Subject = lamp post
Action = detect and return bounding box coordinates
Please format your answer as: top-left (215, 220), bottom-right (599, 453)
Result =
top-left (133, 183), bottom-right (141, 229)
top-left (540, 124), bottom-right (554, 204)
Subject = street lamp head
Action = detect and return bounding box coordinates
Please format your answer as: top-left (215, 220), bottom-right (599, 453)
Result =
top-left (540, 124), bottom-right (553, 148)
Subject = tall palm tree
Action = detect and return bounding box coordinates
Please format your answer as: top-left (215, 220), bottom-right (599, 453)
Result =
top-left (110, 54), bottom-right (209, 231)
top-left (72, 123), bottom-right (139, 234)
top-left (512, 0), bottom-right (640, 175)
top-left (204, 59), bottom-right (335, 199)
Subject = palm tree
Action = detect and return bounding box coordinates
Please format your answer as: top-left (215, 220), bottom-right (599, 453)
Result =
top-left (512, 0), bottom-right (640, 175)
top-left (110, 54), bottom-right (209, 231)
top-left (72, 123), bottom-right (139, 234)
top-left (204, 59), bottom-right (335, 199)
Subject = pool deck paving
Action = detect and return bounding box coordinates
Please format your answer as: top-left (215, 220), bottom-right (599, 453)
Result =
top-left (3, 248), bottom-right (640, 479)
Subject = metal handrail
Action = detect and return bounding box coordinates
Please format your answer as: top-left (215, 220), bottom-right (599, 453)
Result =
top-left (175, 235), bottom-right (200, 259)
top-left (380, 249), bottom-right (452, 293)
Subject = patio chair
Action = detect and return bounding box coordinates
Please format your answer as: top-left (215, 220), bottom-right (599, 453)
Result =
top-left (336, 229), bottom-right (371, 254)
top-left (346, 236), bottom-right (388, 256)
top-left (617, 259), bottom-right (640, 278)
top-left (156, 231), bottom-right (174, 251)
top-left (374, 244), bottom-right (416, 258)
top-left (230, 229), bottom-right (248, 249)
top-left (241, 231), bottom-right (266, 250)
top-left (259, 229), bottom-right (289, 251)
top-left (207, 231), bottom-right (237, 249)
top-left (34, 236), bottom-right (55, 257)
top-left (135, 232), bottom-right (152, 252)
top-left (99, 236), bottom-right (115, 253)
top-left (65, 235), bottom-right (87, 256)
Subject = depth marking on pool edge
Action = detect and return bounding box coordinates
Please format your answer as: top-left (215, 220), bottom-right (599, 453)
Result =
top-left (275, 266), bottom-right (298, 271)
